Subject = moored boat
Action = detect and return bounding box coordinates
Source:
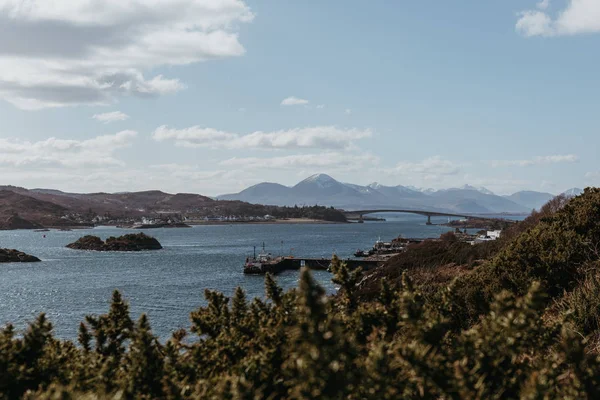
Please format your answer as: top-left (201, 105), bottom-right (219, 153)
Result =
top-left (244, 243), bottom-right (281, 274)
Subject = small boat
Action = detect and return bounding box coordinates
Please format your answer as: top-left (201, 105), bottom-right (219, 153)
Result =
top-left (244, 243), bottom-right (280, 274)
top-left (354, 249), bottom-right (368, 257)
top-left (369, 236), bottom-right (405, 255)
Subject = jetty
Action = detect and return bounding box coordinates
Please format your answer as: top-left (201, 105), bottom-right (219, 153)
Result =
top-left (244, 256), bottom-right (382, 275)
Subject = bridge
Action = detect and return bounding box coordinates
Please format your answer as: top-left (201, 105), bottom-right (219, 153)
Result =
top-left (342, 209), bottom-right (474, 225)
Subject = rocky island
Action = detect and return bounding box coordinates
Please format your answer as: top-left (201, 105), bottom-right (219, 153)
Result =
top-left (66, 233), bottom-right (163, 252)
top-left (0, 248), bottom-right (41, 263)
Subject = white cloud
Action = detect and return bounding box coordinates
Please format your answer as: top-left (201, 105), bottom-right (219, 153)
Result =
top-left (281, 96), bottom-right (309, 106)
top-left (153, 125), bottom-right (373, 150)
top-left (537, 0), bottom-right (550, 10)
top-left (0, 0), bottom-right (253, 109)
top-left (220, 152), bottom-right (379, 171)
top-left (92, 111), bottom-right (129, 124)
top-left (345, 109), bottom-right (352, 115)
top-left (384, 156), bottom-right (462, 177)
top-left (517, 0), bottom-right (600, 36)
top-left (491, 154), bottom-right (579, 167)
top-left (317, 104), bottom-right (325, 109)
top-left (0, 130), bottom-right (137, 167)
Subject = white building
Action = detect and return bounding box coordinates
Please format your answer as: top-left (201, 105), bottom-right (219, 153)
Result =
top-left (472, 230), bottom-right (502, 244)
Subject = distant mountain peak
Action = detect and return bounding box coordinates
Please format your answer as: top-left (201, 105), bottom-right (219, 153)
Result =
top-left (406, 185), bottom-right (436, 194)
top-left (297, 173), bottom-right (339, 188)
top-left (367, 182), bottom-right (383, 190)
top-left (460, 184), bottom-right (495, 195)
top-left (304, 173), bottom-right (335, 182)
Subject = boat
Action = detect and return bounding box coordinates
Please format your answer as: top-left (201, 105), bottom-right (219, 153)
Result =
top-left (354, 249), bottom-right (369, 257)
top-left (244, 243), bottom-right (280, 274)
top-left (367, 237), bottom-right (406, 255)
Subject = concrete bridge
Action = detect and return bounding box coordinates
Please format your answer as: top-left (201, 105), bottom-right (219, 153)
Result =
top-left (342, 209), bottom-right (474, 225)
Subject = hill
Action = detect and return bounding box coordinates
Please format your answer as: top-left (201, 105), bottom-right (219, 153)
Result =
top-left (218, 173), bottom-right (531, 214)
top-left (0, 186), bottom-right (347, 228)
top-left (0, 190), bottom-right (68, 229)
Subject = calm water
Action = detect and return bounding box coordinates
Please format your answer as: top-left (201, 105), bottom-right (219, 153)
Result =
top-left (0, 214), bottom-right (519, 339)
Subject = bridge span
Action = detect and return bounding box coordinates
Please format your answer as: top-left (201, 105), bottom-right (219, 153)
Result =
top-left (342, 209), bottom-right (474, 225)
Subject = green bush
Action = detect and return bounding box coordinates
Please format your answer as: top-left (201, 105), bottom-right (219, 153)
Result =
top-left (0, 268), bottom-right (598, 399)
top-left (556, 269), bottom-right (600, 336)
top-left (448, 188), bottom-right (600, 328)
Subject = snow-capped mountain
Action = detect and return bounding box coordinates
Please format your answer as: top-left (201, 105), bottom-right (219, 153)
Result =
top-left (218, 174), bottom-right (534, 213)
top-left (293, 174), bottom-right (357, 197)
top-left (406, 185), bottom-right (436, 194)
top-left (459, 184), bottom-right (495, 196)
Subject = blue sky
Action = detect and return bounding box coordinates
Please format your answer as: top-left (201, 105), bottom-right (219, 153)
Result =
top-left (0, 0), bottom-right (598, 195)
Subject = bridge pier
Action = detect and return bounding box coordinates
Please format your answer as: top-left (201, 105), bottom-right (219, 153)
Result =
top-left (426, 215), bottom-right (432, 225)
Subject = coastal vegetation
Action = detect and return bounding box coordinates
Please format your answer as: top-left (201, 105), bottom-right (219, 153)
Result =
top-left (66, 233), bottom-right (163, 252)
top-left (2, 189), bottom-right (600, 398)
top-left (210, 203), bottom-right (348, 222)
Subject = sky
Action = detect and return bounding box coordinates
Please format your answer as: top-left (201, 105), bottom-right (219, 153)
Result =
top-left (0, 0), bottom-right (599, 196)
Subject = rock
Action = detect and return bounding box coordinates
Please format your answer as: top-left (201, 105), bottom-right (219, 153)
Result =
top-left (0, 248), bottom-right (41, 263)
top-left (66, 233), bottom-right (163, 252)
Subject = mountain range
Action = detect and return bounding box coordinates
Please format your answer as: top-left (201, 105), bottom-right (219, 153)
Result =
top-left (219, 174), bottom-right (583, 214)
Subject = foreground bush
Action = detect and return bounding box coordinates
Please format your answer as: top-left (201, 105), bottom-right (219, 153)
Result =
top-left (0, 265), bottom-right (599, 399)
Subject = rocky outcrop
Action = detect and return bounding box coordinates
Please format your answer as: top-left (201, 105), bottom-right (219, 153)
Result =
top-left (0, 249), bottom-right (41, 263)
top-left (66, 233), bottom-right (163, 252)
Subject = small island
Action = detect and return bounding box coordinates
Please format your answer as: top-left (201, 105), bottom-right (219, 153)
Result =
top-left (0, 248), bottom-right (41, 263)
top-left (66, 233), bottom-right (163, 252)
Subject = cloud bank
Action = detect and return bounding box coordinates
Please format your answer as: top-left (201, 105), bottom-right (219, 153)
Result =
top-left (152, 125), bottom-right (373, 150)
top-left (281, 96), bottom-right (309, 106)
top-left (0, 0), bottom-right (254, 109)
top-left (517, 0), bottom-right (600, 36)
top-left (491, 154), bottom-right (579, 167)
top-left (92, 111), bottom-right (130, 124)
top-left (0, 130), bottom-right (137, 167)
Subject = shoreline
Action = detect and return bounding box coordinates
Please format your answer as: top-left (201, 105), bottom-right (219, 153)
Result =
top-left (0, 219), bottom-right (347, 231)
top-left (186, 218), bottom-right (347, 226)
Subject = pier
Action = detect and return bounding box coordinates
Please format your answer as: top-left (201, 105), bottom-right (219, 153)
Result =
top-left (245, 256), bottom-right (383, 275)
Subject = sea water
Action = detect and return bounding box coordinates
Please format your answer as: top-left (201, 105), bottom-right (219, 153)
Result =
top-left (0, 214), bottom-right (523, 339)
